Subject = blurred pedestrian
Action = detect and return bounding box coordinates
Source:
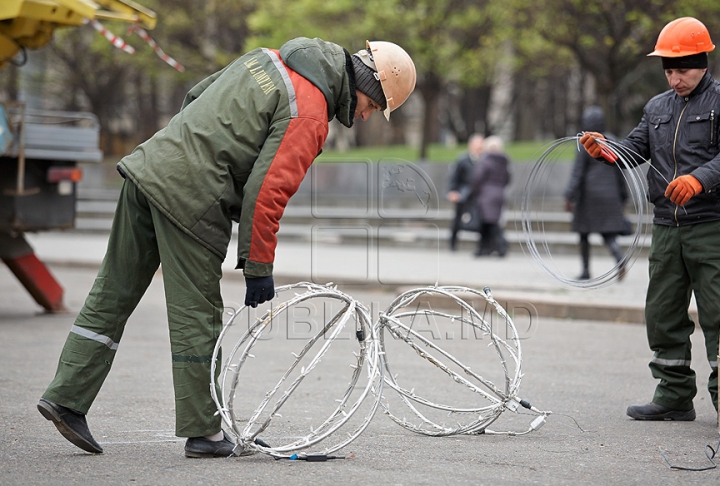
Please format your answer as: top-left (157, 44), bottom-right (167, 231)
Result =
top-left (471, 135), bottom-right (510, 257)
top-left (581, 17), bottom-right (720, 421)
top-left (446, 134), bottom-right (484, 251)
top-left (564, 106), bottom-right (628, 280)
top-left (36, 37), bottom-right (416, 458)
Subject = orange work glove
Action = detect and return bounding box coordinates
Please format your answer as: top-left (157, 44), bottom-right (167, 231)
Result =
top-left (579, 132), bottom-right (617, 162)
top-left (665, 175), bottom-right (703, 206)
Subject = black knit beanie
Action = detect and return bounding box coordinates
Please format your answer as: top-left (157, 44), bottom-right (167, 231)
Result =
top-left (351, 54), bottom-right (387, 110)
top-left (661, 52), bottom-right (708, 69)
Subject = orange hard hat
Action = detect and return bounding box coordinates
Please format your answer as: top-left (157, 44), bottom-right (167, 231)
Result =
top-left (648, 17), bottom-right (715, 58)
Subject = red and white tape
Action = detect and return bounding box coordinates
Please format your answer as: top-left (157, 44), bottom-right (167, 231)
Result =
top-left (85, 19), bottom-right (185, 72)
top-left (86, 19), bottom-right (135, 54)
top-left (128, 25), bottom-right (185, 72)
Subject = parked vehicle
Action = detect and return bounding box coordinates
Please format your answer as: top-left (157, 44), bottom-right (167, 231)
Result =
top-left (0, 0), bottom-right (156, 311)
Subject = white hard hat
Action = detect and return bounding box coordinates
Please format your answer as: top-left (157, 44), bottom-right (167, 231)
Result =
top-left (365, 40), bottom-right (416, 120)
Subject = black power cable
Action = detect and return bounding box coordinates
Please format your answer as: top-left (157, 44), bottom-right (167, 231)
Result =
top-left (659, 437), bottom-right (720, 471)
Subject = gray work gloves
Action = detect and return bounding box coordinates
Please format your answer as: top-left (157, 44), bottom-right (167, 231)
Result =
top-left (244, 275), bottom-right (275, 308)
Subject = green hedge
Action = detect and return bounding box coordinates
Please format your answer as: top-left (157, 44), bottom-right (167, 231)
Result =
top-left (318, 140), bottom-right (575, 164)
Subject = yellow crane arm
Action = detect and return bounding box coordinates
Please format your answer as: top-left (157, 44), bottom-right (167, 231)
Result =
top-left (91, 0), bottom-right (156, 28)
top-left (0, 0), bottom-right (157, 71)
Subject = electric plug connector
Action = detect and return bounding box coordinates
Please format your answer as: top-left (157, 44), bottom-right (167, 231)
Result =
top-left (530, 415), bottom-right (547, 431)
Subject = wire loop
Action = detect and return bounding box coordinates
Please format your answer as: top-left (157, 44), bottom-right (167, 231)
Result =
top-left (377, 285), bottom-right (550, 436)
top-left (520, 135), bottom-right (651, 288)
top-left (213, 284), bottom-right (551, 458)
top-left (211, 282), bottom-right (383, 459)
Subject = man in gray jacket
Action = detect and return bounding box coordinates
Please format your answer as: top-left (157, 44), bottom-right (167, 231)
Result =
top-left (582, 17), bottom-right (720, 421)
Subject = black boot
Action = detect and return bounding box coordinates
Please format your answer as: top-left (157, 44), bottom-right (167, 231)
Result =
top-left (626, 402), bottom-right (695, 421)
top-left (449, 234), bottom-right (458, 252)
top-left (605, 236), bottom-right (623, 262)
top-left (476, 223), bottom-right (501, 256)
top-left (604, 236), bottom-right (627, 281)
top-left (578, 234), bottom-right (590, 279)
top-left (185, 430), bottom-right (237, 458)
top-left (497, 232), bottom-right (509, 257)
top-left (38, 398), bottom-right (103, 453)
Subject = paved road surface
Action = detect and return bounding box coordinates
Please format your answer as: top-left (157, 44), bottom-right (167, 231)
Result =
top-left (1, 265), bottom-right (718, 485)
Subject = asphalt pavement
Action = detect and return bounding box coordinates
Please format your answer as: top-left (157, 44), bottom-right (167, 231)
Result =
top-left (1, 231), bottom-right (718, 485)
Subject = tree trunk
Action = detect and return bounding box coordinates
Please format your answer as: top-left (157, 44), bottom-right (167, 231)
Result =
top-left (418, 72), bottom-right (442, 160)
top-left (459, 85), bottom-right (491, 139)
top-left (137, 73), bottom-right (160, 142)
top-left (511, 72), bottom-right (537, 141)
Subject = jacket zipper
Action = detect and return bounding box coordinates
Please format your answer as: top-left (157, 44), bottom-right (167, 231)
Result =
top-left (712, 109), bottom-right (715, 145)
top-left (672, 102), bottom-right (689, 225)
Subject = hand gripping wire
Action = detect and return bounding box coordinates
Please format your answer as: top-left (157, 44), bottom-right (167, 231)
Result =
top-left (521, 135), bottom-right (655, 289)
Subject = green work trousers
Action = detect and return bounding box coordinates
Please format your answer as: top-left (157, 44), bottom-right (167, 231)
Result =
top-left (42, 179), bottom-right (224, 437)
top-left (645, 222), bottom-right (720, 411)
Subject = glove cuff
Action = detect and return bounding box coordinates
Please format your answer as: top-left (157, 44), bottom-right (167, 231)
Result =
top-left (688, 175), bottom-right (703, 194)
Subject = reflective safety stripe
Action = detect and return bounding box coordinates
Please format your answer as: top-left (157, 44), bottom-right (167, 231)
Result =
top-left (651, 356), bottom-right (691, 367)
top-left (70, 325), bottom-right (119, 350)
top-left (262, 48), bottom-right (298, 118)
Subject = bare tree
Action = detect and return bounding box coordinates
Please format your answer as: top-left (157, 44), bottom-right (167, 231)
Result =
top-left (512, 0), bottom-right (672, 134)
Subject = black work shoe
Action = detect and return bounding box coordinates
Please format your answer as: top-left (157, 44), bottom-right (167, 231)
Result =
top-left (185, 430), bottom-right (245, 458)
top-left (37, 398), bottom-right (103, 453)
top-left (626, 402), bottom-right (696, 421)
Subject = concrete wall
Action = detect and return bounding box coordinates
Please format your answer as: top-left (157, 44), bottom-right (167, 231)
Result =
top-left (289, 159), bottom-right (574, 212)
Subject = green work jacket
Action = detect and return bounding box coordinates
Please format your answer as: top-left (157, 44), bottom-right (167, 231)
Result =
top-left (118, 37), bottom-right (356, 276)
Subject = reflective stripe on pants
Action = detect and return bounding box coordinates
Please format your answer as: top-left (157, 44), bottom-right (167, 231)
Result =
top-left (42, 179), bottom-right (224, 437)
top-left (645, 222), bottom-right (720, 410)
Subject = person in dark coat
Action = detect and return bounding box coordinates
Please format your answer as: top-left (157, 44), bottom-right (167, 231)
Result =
top-left (565, 106), bottom-right (627, 280)
top-left (471, 136), bottom-right (510, 256)
top-left (446, 134), bottom-right (484, 250)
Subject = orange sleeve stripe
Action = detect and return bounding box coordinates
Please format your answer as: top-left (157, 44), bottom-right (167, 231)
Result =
top-left (249, 59), bottom-right (329, 264)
